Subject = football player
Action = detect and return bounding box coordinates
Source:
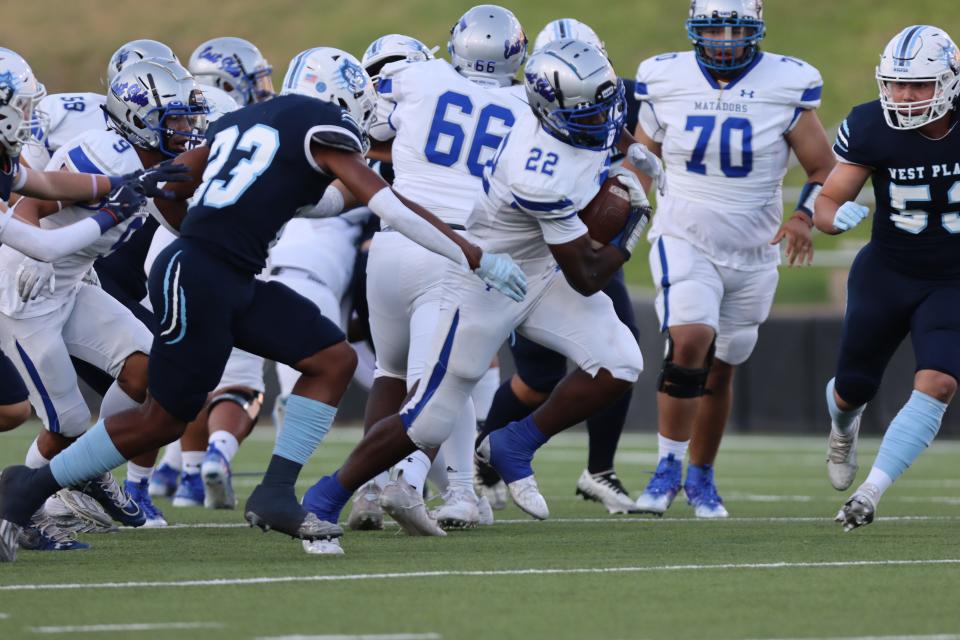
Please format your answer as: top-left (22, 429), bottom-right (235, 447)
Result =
top-left (187, 37), bottom-right (274, 106)
top-left (814, 25), bottom-right (960, 531)
top-left (478, 18), bottom-right (646, 515)
top-left (631, 0), bottom-right (835, 517)
top-left (0, 47), bottom-right (526, 562)
top-left (300, 39), bottom-right (655, 555)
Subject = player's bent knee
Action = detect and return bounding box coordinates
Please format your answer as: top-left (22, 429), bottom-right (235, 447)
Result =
top-left (511, 375), bottom-right (549, 406)
top-left (117, 351), bottom-right (149, 402)
top-left (208, 386), bottom-right (264, 423)
top-left (298, 341), bottom-right (357, 382)
top-left (0, 400), bottom-right (31, 432)
top-left (658, 335), bottom-right (713, 398)
top-left (834, 374), bottom-right (880, 408)
top-left (915, 370), bottom-right (958, 403)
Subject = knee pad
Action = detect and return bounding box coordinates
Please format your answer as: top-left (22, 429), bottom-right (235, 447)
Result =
top-left (208, 388), bottom-right (264, 423)
top-left (715, 325), bottom-right (760, 366)
top-left (657, 335), bottom-right (714, 399)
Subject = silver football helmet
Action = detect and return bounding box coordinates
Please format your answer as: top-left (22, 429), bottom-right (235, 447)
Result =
top-left (0, 48), bottom-right (48, 157)
top-left (532, 19), bottom-right (606, 55)
top-left (448, 5), bottom-right (527, 87)
top-left (105, 39), bottom-right (178, 86)
top-left (687, 0), bottom-right (765, 71)
top-left (281, 47), bottom-right (377, 152)
top-left (199, 85), bottom-right (240, 124)
top-left (188, 37), bottom-right (274, 106)
top-left (876, 25), bottom-right (960, 130)
top-left (361, 34), bottom-right (435, 85)
top-left (523, 39), bottom-right (625, 151)
top-left (105, 59), bottom-right (209, 157)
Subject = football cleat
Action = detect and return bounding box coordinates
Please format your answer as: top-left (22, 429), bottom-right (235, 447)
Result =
top-left (575, 469), bottom-right (640, 514)
top-left (379, 475), bottom-right (446, 536)
top-left (475, 457), bottom-right (507, 510)
top-left (432, 486), bottom-right (480, 530)
top-left (18, 509), bottom-right (90, 552)
top-left (172, 472), bottom-right (204, 507)
top-left (201, 444), bottom-right (236, 510)
top-left (634, 454), bottom-right (683, 516)
top-left (302, 537), bottom-right (345, 555)
top-left (0, 519), bottom-right (21, 562)
top-left (684, 465), bottom-right (729, 519)
top-left (44, 489), bottom-right (116, 533)
top-left (836, 483), bottom-right (879, 532)
top-left (124, 479), bottom-right (168, 527)
top-left (245, 483), bottom-right (343, 540)
top-left (347, 481), bottom-right (384, 531)
top-left (827, 418), bottom-right (861, 491)
top-left (77, 472), bottom-right (145, 527)
top-left (507, 476), bottom-right (549, 520)
top-left (148, 463), bottom-right (180, 498)
top-left (477, 494), bottom-right (494, 526)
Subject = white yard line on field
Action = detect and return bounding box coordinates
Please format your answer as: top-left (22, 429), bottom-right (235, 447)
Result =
top-left (3, 558), bottom-right (958, 592)
top-left (28, 622), bottom-right (225, 634)
top-left (255, 634), bottom-right (441, 640)
top-left (742, 635), bottom-right (960, 640)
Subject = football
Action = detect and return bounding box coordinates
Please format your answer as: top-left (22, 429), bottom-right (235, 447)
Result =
top-left (579, 176), bottom-right (632, 244)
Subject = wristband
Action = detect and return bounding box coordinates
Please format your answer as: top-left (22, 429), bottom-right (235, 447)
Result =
top-left (795, 181), bottom-right (822, 218)
top-left (11, 166), bottom-right (28, 192)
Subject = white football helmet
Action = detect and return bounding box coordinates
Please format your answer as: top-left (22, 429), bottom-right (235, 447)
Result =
top-left (361, 34), bottom-right (436, 85)
top-left (448, 5), bottom-right (527, 87)
top-left (876, 25), bottom-right (960, 130)
top-left (687, 0), bottom-right (765, 71)
top-left (200, 85), bottom-right (240, 124)
top-left (188, 37), bottom-right (274, 106)
top-left (523, 39), bottom-right (625, 151)
top-left (0, 48), bottom-right (48, 157)
top-left (105, 39), bottom-right (178, 86)
top-left (281, 47), bottom-right (377, 152)
top-left (105, 59), bottom-right (209, 157)
top-left (532, 19), bottom-right (606, 55)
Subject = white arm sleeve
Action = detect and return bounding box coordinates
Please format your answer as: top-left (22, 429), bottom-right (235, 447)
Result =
top-left (0, 209), bottom-right (104, 262)
top-left (367, 188), bottom-right (468, 269)
top-left (297, 185), bottom-right (345, 219)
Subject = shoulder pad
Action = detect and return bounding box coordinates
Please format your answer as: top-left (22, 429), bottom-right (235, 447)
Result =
top-left (635, 52), bottom-right (688, 101)
top-left (765, 54), bottom-right (824, 108)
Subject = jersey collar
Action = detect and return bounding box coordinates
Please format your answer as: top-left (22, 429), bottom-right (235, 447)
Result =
top-left (696, 52), bottom-right (765, 91)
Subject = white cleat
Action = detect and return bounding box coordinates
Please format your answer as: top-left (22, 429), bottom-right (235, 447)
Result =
top-left (836, 483), bottom-right (879, 532)
top-left (347, 482), bottom-right (384, 531)
top-left (201, 453), bottom-right (236, 510)
top-left (379, 476), bottom-right (446, 537)
top-left (476, 495), bottom-right (494, 526)
top-left (827, 417), bottom-right (861, 491)
top-left (507, 475), bottom-right (549, 520)
top-left (575, 469), bottom-right (639, 514)
top-left (692, 501), bottom-right (729, 519)
top-left (44, 489), bottom-right (116, 533)
top-left (432, 486), bottom-right (480, 530)
top-left (302, 537), bottom-right (345, 555)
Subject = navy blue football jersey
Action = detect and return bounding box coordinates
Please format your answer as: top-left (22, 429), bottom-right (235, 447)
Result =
top-left (0, 155), bottom-right (20, 202)
top-left (835, 101), bottom-right (960, 278)
top-left (180, 94), bottom-right (365, 273)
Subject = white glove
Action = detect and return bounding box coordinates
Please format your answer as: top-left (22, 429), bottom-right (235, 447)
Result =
top-left (833, 201), bottom-right (869, 232)
top-left (626, 142), bottom-right (665, 193)
top-left (15, 257), bottom-right (55, 303)
top-left (610, 166), bottom-right (650, 208)
top-left (475, 252), bottom-right (528, 302)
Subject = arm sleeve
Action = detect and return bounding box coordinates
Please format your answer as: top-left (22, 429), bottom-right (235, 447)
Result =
top-left (0, 209), bottom-right (106, 262)
top-left (366, 187), bottom-right (468, 269)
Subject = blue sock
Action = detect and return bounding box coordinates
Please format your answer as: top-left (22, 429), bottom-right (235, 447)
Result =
top-left (273, 394), bottom-right (337, 465)
top-left (685, 463), bottom-right (713, 486)
top-left (303, 472), bottom-right (353, 523)
top-left (874, 390), bottom-right (946, 482)
top-left (826, 378), bottom-right (864, 434)
top-left (49, 420), bottom-right (126, 487)
top-left (489, 415), bottom-right (549, 483)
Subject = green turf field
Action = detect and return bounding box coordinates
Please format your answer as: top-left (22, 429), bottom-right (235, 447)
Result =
top-left (0, 423), bottom-right (957, 640)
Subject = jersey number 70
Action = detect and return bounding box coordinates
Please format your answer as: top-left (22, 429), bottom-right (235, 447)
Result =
top-left (684, 115), bottom-right (753, 178)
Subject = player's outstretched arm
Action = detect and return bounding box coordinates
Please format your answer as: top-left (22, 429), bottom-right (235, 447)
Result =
top-left (814, 163), bottom-right (872, 235)
top-left (318, 145), bottom-right (527, 301)
top-left (15, 161), bottom-right (191, 203)
top-left (152, 147), bottom-right (210, 232)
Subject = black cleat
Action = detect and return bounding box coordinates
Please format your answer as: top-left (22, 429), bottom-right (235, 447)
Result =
top-left (244, 483), bottom-right (342, 541)
top-left (0, 466), bottom-right (57, 528)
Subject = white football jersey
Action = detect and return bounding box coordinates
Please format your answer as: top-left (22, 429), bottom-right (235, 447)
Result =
top-left (467, 106), bottom-right (608, 274)
top-left (636, 51), bottom-right (822, 268)
top-left (22, 93), bottom-right (107, 169)
top-left (268, 210), bottom-right (369, 301)
top-left (0, 129), bottom-right (157, 318)
top-left (377, 59), bottom-right (527, 226)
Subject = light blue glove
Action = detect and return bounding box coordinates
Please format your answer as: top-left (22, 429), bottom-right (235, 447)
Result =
top-left (476, 252), bottom-right (528, 302)
top-left (833, 201), bottom-right (869, 232)
top-left (627, 142), bottom-right (665, 192)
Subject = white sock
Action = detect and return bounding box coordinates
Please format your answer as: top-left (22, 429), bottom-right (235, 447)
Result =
top-left (437, 402), bottom-right (478, 492)
top-left (395, 450), bottom-right (431, 492)
top-left (863, 467), bottom-right (894, 500)
top-left (126, 462), bottom-right (153, 484)
top-left (182, 451), bottom-right (203, 475)
top-left (25, 437), bottom-right (50, 469)
top-left (658, 434), bottom-right (689, 462)
top-left (826, 378), bottom-right (865, 435)
top-left (427, 451), bottom-right (450, 493)
top-left (160, 440), bottom-right (182, 471)
top-left (208, 431), bottom-right (240, 462)
top-left (100, 381), bottom-right (142, 419)
top-left (471, 367), bottom-right (500, 422)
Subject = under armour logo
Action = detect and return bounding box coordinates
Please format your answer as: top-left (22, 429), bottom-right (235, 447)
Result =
top-left (740, 90), bottom-right (755, 98)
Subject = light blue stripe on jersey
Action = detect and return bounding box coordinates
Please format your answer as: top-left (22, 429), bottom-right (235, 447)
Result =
top-left (67, 146), bottom-right (103, 175)
top-left (512, 193), bottom-right (574, 213)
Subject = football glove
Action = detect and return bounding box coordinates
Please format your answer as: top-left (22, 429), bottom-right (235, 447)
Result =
top-left (626, 142), bottom-right (665, 192)
top-left (108, 160), bottom-right (191, 199)
top-left (475, 252), bottom-right (528, 302)
top-left (833, 201), bottom-right (869, 232)
top-left (94, 183), bottom-right (147, 230)
top-left (15, 257), bottom-right (55, 303)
